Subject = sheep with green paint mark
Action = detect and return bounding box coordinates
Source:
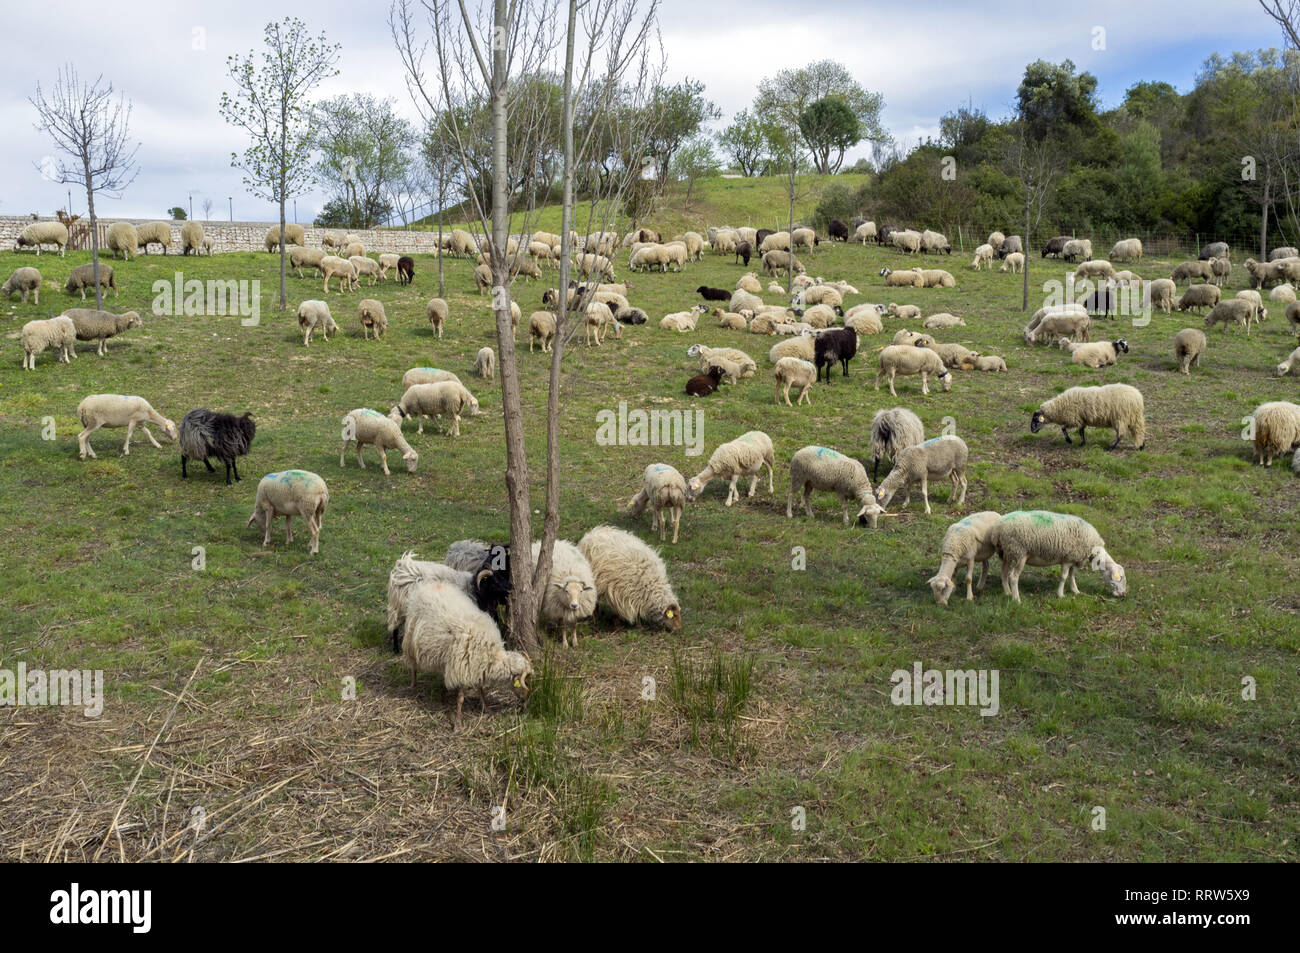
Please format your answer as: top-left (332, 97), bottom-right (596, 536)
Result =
top-left (785, 445), bottom-right (885, 527)
top-left (987, 510), bottom-right (1126, 602)
top-left (247, 470), bottom-right (329, 555)
top-left (340, 408), bottom-right (418, 475)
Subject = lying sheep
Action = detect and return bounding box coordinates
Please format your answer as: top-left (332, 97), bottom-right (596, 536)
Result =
top-left (577, 526), bottom-right (682, 631)
top-left (297, 300), bottom-right (338, 345)
top-left (891, 329), bottom-right (933, 347)
top-left (65, 263), bottom-right (117, 300)
top-left (1175, 284), bottom-right (1221, 313)
top-left (887, 303), bottom-right (922, 321)
top-left (20, 315), bottom-right (76, 368)
top-left (1271, 283), bottom-right (1297, 303)
top-left (870, 407), bottom-right (924, 481)
top-left (247, 470), bottom-right (329, 555)
top-left (660, 306), bottom-right (704, 332)
top-left (426, 297), bottom-right (449, 338)
top-left (881, 268), bottom-right (924, 288)
top-left (107, 222), bottom-right (139, 260)
top-left (1199, 241), bottom-right (1230, 260)
top-left (340, 408), bottom-right (418, 475)
top-left (769, 334), bottom-right (815, 363)
top-left (1249, 401), bottom-right (1300, 466)
top-left (1173, 328), bottom-right (1207, 374)
top-left (922, 312), bottom-right (966, 330)
top-left (876, 345), bottom-right (952, 396)
top-left (844, 307), bottom-right (883, 334)
top-left (628, 464), bottom-right (688, 543)
top-left (687, 431), bottom-right (775, 506)
top-left (1060, 337), bottom-right (1128, 368)
top-left (64, 308), bottom-right (143, 357)
top-left (928, 511), bottom-right (1002, 604)
top-left (714, 308), bottom-right (749, 330)
top-left (390, 381), bottom-right (480, 436)
top-left (915, 268), bottom-right (956, 288)
top-left (1030, 383), bottom-right (1146, 450)
top-left (76, 394), bottom-right (178, 459)
top-left (2, 266), bottom-right (41, 304)
top-left (687, 344), bottom-right (757, 378)
top-left (358, 299), bottom-right (388, 339)
top-left (987, 511), bottom-right (1126, 602)
top-left (773, 356), bottom-right (816, 406)
top-left (874, 435), bottom-right (969, 514)
top-left (786, 445), bottom-right (884, 527)
top-left (974, 355), bottom-right (1007, 372)
top-left (15, 221), bottom-right (69, 255)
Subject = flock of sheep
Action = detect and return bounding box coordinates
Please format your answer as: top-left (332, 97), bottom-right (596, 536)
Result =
top-left (6, 209), bottom-right (1300, 722)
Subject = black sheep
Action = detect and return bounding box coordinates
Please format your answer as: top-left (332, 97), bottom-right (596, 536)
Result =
top-left (734, 241), bottom-right (752, 266)
top-left (616, 306), bottom-right (648, 324)
top-left (878, 224), bottom-right (901, 245)
top-left (755, 228), bottom-right (775, 249)
top-left (828, 220), bottom-right (849, 242)
top-left (397, 256), bottom-right (415, 284)
top-left (685, 366), bottom-right (723, 397)
top-left (697, 285), bottom-right (731, 302)
top-left (814, 328), bottom-right (858, 384)
top-left (1083, 286), bottom-right (1117, 317)
top-left (1041, 236), bottom-right (1069, 258)
top-left (179, 409), bottom-right (256, 485)
top-left (390, 545), bottom-right (513, 653)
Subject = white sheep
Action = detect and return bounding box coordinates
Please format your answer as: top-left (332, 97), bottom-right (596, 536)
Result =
top-left (1108, 238), bottom-right (1143, 262)
top-left (350, 255), bottom-right (380, 286)
top-left (987, 511), bottom-right (1126, 602)
top-left (1249, 401), bottom-right (1300, 466)
top-left (1173, 328), bottom-right (1207, 374)
top-left (687, 430), bottom-right (775, 505)
top-left (773, 356), bottom-right (816, 406)
top-left (628, 463), bottom-right (687, 543)
top-left (1270, 283), bottom-right (1296, 303)
top-left (265, 224), bottom-right (306, 252)
top-left (377, 252), bottom-right (401, 279)
top-left (340, 408), bottom-right (418, 475)
top-left (2, 267), bottom-right (42, 304)
top-left (290, 246), bottom-right (328, 277)
top-left (1235, 289), bottom-right (1267, 325)
top-left (855, 221), bottom-right (877, 243)
top-left (64, 308), bottom-right (144, 357)
top-left (1145, 278), bottom-right (1177, 313)
top-left (1060, 338), bottom-right (1128, 368)
top-left (247, 470), bottom-right (329, 555)
top-left (320, 255), bottom-right (357, 293)
top-left (296, 300), bottom-right (338, 345)
top-left (1030, 384), bottom-right (1146, 450)
top-left (687, 343), bottom-right (757, 378)
top-left (922, 312), bottom-right (966, 330)
top-left (928, 511), bottom-right (1003, 604)
top-left (475, 346), bottom-right (496, 380)
top-left (15, 221), bottom-right (69, 256)
top-left (971, 244), bottom-right (994, 270)
top-left (876, 345), bottom-right (952, 396)
top-left (181, 221), bottom-right (206, 256)
top-left (529, 310), bottom-right (556, 352)
top-left (882, 268), bottom-right (924, 288)
top-left (786, 445), bottom-right (885, 527)
top-left (533, 539), bottom-right (596, 646)
top-left (20, 315), bottom-right (76, 369)
top-left (874, 435), bottom-right (969, 514)
top-left (887, 303), bottom-right (921, 321)
top-left (136, 222), bottom-right (173, 254)
top-left (401, 367), bottom-right (462, 389)
top-left (390, 381), bottom-right (480, 436)
top-left (358, 298), bottom-right (387, 339)
top-left (973, 355), bottom-right (1007, 372)
top-left (1062, 238), bottom-right (1093, 262)
top-left (1277, 345), bottom-right (1300, 376)
top-left (999, 252), bottom-right (1025, 273)
top-left (426, 297), bottom-right (449, 338)
top-left (577, 526), bottom-right (682, 630)
top-left (75, 394), bottom-right (178, 460)
top-left (107, 223), bottom-right (139, 260)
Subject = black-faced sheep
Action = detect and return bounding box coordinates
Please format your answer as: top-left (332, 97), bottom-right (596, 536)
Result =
top-left (813, 328), bottom-right (858, 383)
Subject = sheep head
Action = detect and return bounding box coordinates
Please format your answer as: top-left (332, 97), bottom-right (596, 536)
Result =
top-left (553, 578), bottom-right (593, 614)
top-left (505, 652), bottom-right (533, 700)
top-left (928, 573), bottom-right (956, 606)
top-left (1029, 410), bottom-right (1047, 433)
top-left (856, 499), bottom-right (885, 529)
top-left (937, 370), bottom-right (953, 392)
top-left (657, 603), bottom-right (683, 631)
top-left (402, 449), bottom-right (419, 473)
top-left (159, 418), bottom-right (179, 443)
top-left (1090, 547), bottom-right (1127, 597)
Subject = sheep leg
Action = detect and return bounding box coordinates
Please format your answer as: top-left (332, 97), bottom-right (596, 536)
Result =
top-left (1061, 426), bottom-right (1072, 444)
top-left (1056, 564), bottom-right (1071, 598)
top-left (121, 420), bottom-right (136, 455)
top-left (965, 557), bottom-right (976, 600)
top-left (77, 424), bottom-right (100, 460)
top-left (203, 458), bottom-right (216, 472)
top-left (976, 559), bottom-right (989, 593)
top-left (725, 476), bottom-right (739, 506)
top-left (378, 451), bottom-right (391, 477)
top-left (1107, 429), bottom-right (1122, 451)
top-left (261, 510), bottom-right (273, 547)
top-left (889, 372), bottom-right (898, 397)
top-left (921, 372), bottom-right (930, 396)
top-left (356, 446), bottom-right (366, 469)
top-left (920, 473), bottom-right (931, 515)
top-left (767, 463), bottom-right (774, 494)
top-left (455, 689), bottom-right (465, 728)
top-left (1068, 565), bottom-right (1080, 595)
top-left (1008, 556), bottom-right (1026, 602)
top-left (410, 665), bottom-right (418, 689)
top-left (800, 384), bottom-right (811, 406)
top-left (671, 508), bottom-right (680, 544)
top-left (284, 515), bottom-right (293, 544)
top-left (747, 474), bottom-right (759, 498)
top-left (140, 424), bottom-right (162, 449)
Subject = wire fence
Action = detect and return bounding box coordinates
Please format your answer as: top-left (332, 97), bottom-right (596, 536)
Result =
top-left (942, 223), bottom-right (1290, 261)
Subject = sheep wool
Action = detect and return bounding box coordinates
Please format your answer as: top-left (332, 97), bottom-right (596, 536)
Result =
top-left (401, 367), bottom-right (462, 390)
top-left (358, 299), bottom-right (388, 339)
top-left (928, 511), bottom-right (1003, 605)
top-left (391, 381), bottom-right (480, 436)
top-left (136, 222), bottom-right (174, 254)
top-left (64, 308), bottom-right (144, 357)
top-left (475, 347), bottom-right (496, 381)
top-left (773, 356), bottom-right (816, 406)
top-left (876, 344), bottom-right (952, 396)
top-left (786, 446), bottom-right (884, 527)
top-left (107, 222), bottom-right (140, 260)
top-left (988, 511), bottom-right (1126, 602)
top-left (869, 407), bottom-right (925, 481)
top-left (1249, 401), bottom-right (1300, 466)
top-left (181, 221), bottom-right (206, 256)
top-left (533, 540), bottom-right (597, 646)
top-left (1277, 345), bottom-right (1300, 376)
top-left (341, 408), bottom-right (418, 476)
top-left (1031, 383), bottom-right (1146, 450)
top-left (1172, 329), bottom-right (1207, 374)
top-left (874, 435), bottom-right (969, 514)
top-left (297, 300), bottom-right (338, 345)
top-left (687, 430), bottom-right (776, 505)
top-left (577, 526), bottom-right (681, 631)
top-left (247, 470), bottom-right (329, 555)
top-left (15, 221), bottom-right (69, 255)
top-left (2, 266), bottom-right (41, 304)
top-left (20, 315), bottom-right (76, 369)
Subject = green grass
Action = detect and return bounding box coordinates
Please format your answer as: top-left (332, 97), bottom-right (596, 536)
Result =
top-left (0, 219), bottom-right (1297, 862)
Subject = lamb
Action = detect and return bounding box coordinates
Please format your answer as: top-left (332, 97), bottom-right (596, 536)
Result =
top-left (1235, 289), bottom-right (1267, 324)
top-left (350, 255), bottom-right (380, 286)
top-left (340, 408), bottom-right (418, 476)
top-left (973, 355), bottom-right (1007, 372)
top-left (20, 315), bottom-right (76, 369)
top-left (922, 312), bottom-right (965, 330)
top-left (264, 224), bottom-right (306, 252)
top-left (876, 345), bottom-right (952, 396)
top-left (687, 343), bottom-right (757, 378)
top-left (1173, 328), bottom-right (1207, 374)
top-left (179, 408), bottom-right (256, 484)
top-left (971, 244), bottom-right (994, 270)
top-left (1248, 401), bottom-right (1300, 466)
top-left (999, 252), bottom-right (1025, 273)
top-left (874, 435), bottom-right (969, 514)
top-left (773, 356), bottom-right (816, 406)
top-left (869, 407), bottom-right (925, 481)
top-left (385, 550), bottom-right (511, 652)
top-left (65, 263), bottom-right (117, 300)
top-left (577, 526), bottom-right (681, 631)
top-left (390, 381), bottom-right (480, 436)
top-left (1203, 298), bottom-right (1254, 335)
top-left (476, 345), bottom-right (496, 381)
top-left (426, 297), bottom-right (449, 338)
top-left (930, 342), bottom-right (981, 370)
top-left (1061, 337), bottom-right (1128, 368)
top-left (1146, 278), bottom-right (1177, 314)
top-left (1108, 238), bottom-right (1143, 262)
top-left (585, 301), bottom-right (616, 345)
top-left (247, 470), bottom-right (329, 555)
top-left (2, 267), bottom-right (41, 304)
top-left (181, 221), bottom-right (206, 256)
top-left (357, 299), bottom-right (388, 339)
top-left (1172, 260), bottom-right (1216, 284)
top-left (1061, 238), bottom-right (1093, 262)
top-left (1030, 383), bottom-right (1146, 450)
top-left (402, 367), bottom-right (462, 389)
top-left (881, 268), bottom-right (924, 288)
top-left (320, 255), bottom-right (357, 292)
top-left (1174, 284), bottom-right (1221, 313)
top-left (628, 464), bottom-right (688, 543)
top-left (785, 445), bottom-right (885, 527)
top-left (63, 308), bottom-right (144, 356)
top-left (685, 366), bottom-right (723, 396)
top-left (987, 511), bottom-right (1126, 602)
top-left (714, 308), bottom-right (749, 330)
top-left (887, 302), bottom-right (922, 321)
top-left (687, 430), bottom-right (775, 505)
top-left (107, 222), bottom-right (139, 260)
top-left (927, 511), bottom-right (1002, 604)
top-left (296, 300), bottom-right (338, 345)
top-left (769, 335), bottom-right (816, 363)
top-left (75, 394), bottom-right (178, 460)
top-left (1198, 241), bottom-right (1230, 260)
top-left (1277, 346), bottom-right (1300, 376)
top-left (532, 539), bottom-right (596, 646)
top-left (15, 221), bottom-right (69, 255)
top-left (1074, 259), bottom-right (1117, 281)
top-left (813, 327), bottom-right (858, 382)
top-left (529, 310), bottom-right (556, 352)
top-left (290, 246), bottom-right (328, 277)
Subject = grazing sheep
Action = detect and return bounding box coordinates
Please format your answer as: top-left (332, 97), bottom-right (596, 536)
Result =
top-left (1235, 289), bottom-right (1268, 325)
top-left (340, 408), bottom-right (418, 476)
top-left (247, 470), bottom-right (328, 556)
top-left (786, 445), bottom-right (884, 527)
top-left (350, 255), bottom-right (380, 286)
top-left (1276, 345), bottom-right (1300, 376)
top-left (971, 244), bottom-right (994, 270)
top-left (1074, 259), bottom-right (1116, 281)
top-left (65, 263), bottom-right (117, 300)
top-left (290, 246), bottom-right (328, 277)
top-left (1108, 238), bottom-right (1143, 262)
top-left (1287, 301), bottom-right (1300, 337)
top-left (75, 394), bottom-right (178, 460)
top-left (475, 347), bottom-right (496, 380)
top-left (1174, 284), bottom-right (1221, 313)
top-left (377, 252), bottom-right (400, 279)
top-left (396, 255), bottom-right (415, 285)
top-left (997, 235), bottom-right (1024, 258)
top-left (529, 310), bottom-right (557, 352)
top-left (762, 249), bottom-right (804, 277)
top-left (628, 464), bottom-right (687, 543)
top-left (922, 312), bottom-right (966, 330)
top-left (855, 221), bottom-right (878, 243)
top-left (685, 366), bottom-right (723, 396)
top-left (1249, 401), bottom-right (1300, 466)
top-left (876, 345), bottom-right (952, 396)
top-left (1198, 241), bottom-right (1229, 260)
top-left (264, 224), bottom-right (305, 252)
top-left (881, 267), bottom-right (924, 288)
top-left (874, 435), bottom-right (969, 514)
top-left (385, 551), bottom-right (511, 652)
top-left (134, 222), bottom-right (173, 254)
top-left (869, 407), bottom-right (925, 481)
top-left (343, 242), bottom-right (366, 259)
top-left (814, 328), bottom-right (858, 383)
top-left (357, 299), bottom-right (387, 339)
top-left (687, 430), bottom-right (775, 505)
top-left (179, 409), bottom-right (256, 484)
top-left (577, 526), bottom-right (681, 631)
top-left (15, 221), bottom-right (69, 255)
top-left (769, 335), bottom-right (816, 363)
top-left (532, 539), bottom-right (597, 646)
top-left (1271, 283), bottom-right (1297, 303)
top-left (773, 356), bottom-right (816, 406)
top-left (2, 266), bottom-right (41, 304)
top-left (181, 221), bottom-right (206, 256)
top-left (988, 511), bottom-right (1126, 602)
top-left (401, 367), bottom-right (462, 389)
top-left (1060, 337), bottom-right (1128, 368)
top-left (1061, 238), bottom-right (1093, 262)
top-left (1041, 236), bottom-right (1069, 258)
top-left (297, 300), bottom-right (338, 345)
top-left (1146, 278), bottom-right (1177, 314)
top-left (20, 315), bottom-right (76, 369)
top-left (973, 355), bottom-right (1007, 372)
top-left (424, 297), bottom-right (449, 338)
top-left (1173, 328), bottom-right (1207, 374)
top-left (887, 303), bottom-right (922, 321)
top-left (320, 255), bottom-right (357, 293)
top-left (64, 308), bottom-right (143, 357)
top-left (107, 223), bottom-right (139, 260)
top-left (891, 229), bottom-right (923, 254)
top-left (791, 227), bottom-right (819, 250)
top-left (1030, 384), bottom-right (1146, 450)
top-left (920, 230), bottom-right (951, 255)
top-left (1024, 305), bottom-right (1091, 344)
top-left (1269, 246), bottom-right (1299, 261)
top-left (390, 381), bottom-right (480, 436)
top-left (928, 511), bottom-right (1003, 604)
top-left (999, 252), bottom-right (1025, 273)
top-left (1204, 298), bottom-right (1254, 335)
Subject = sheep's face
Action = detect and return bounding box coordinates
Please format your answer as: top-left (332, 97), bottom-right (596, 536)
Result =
top-left (466, 396), bottom-right (481, 416)
top-left (402, 450), bottom-right (419, 473)
top-left (1030, 411), bottom-right (1047, 433)
top-left (1114, 339), bottom-right (1129, 354)
top-left (507, 655), bottom-right (533, 700)
top-left (928, 574), bottom-right (956, 606)
top-left (1091, 548), bottom-right (1127, 597)
top-left (247, 508), bottom-right (268, 532)
top-left (658, 603), bottom-right (682, 631)
top-left (160, 418), bottom-right (179, 442)
top-left (938, 371), bottom-right (953, 392)
top-left (874, 486), bottom-right (896, 510)
top-left (856, 500), bottom-right (885, 529)
top-left (554, 579), bottom-right (593, 614)
top-left (686, 477), bottom-right (706, 499)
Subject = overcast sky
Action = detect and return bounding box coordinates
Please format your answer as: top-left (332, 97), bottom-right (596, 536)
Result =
top-left (0, 0), bottom-right (1286, 222)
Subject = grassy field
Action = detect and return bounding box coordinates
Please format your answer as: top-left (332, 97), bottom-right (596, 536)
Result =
top-left (0, 223), bottom-right (1296, 862)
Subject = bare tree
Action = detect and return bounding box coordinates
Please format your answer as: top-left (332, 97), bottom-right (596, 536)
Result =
top-left (220, 18), bottom-right (339, 310)
top-left (1261, 0), bottom-right (1300, 48)
top-left (30, 65), bottom-right (139, 310)
top-left (1007, 129), bottom-right (1063, 311)
top-left (202, 197), bottom-right (214, 221)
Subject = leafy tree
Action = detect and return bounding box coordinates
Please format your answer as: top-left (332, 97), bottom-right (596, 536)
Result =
top-left (798, 96), bottom-right (860, 173)
top-left (313, 93), bottom-right (415, 228)
top-left (1016, 59), bottom-right (1099, 143)
top-left (644, 79), bottom-right (720, 190)
top-left (755, 60), bottom-right (886, 158)
top-left (168, 206), bottom-right (187, 220)
top-left (670, 134), bottom-right (719, 204)
top-left (718, 108), bottom-right (772, 176)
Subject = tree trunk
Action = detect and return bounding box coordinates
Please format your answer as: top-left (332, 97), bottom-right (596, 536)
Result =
top-left (491, 0), bottom-right (539, 655)
top-left (85, 163), bottom-right (102, 312)
top-left (1022, 191), bottom-right (1030, 311)
top-left (1261, 175), bottom-right (1271, 259)
top-left (786, 165), bottom-right (796, 296)
top-left (278, 113), bottom-right (288, 311)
